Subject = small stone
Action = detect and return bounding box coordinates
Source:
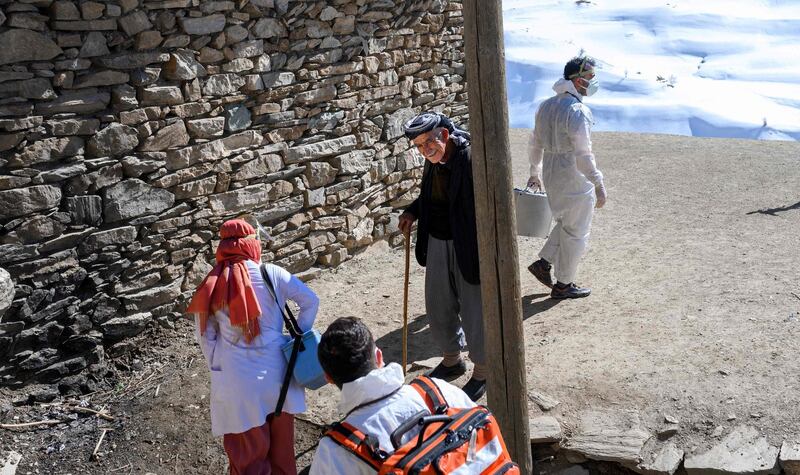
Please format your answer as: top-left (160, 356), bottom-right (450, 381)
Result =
top-left (141, 86), bottom-right (184, 105)
top-left (562, 409), bottom-right (649, 464)
top-left (79, 226), bottom-right (137, 254)
top-left (304, 162), bottom-right (337, 188)
top-left (233, 40), bottom-right (264, 58)
top-left (684, 425), bottom-right (780, 475)
top-left (0, 29), bottom-right (63, 65)
top-left (138, 120), bottom-right (189, 151)
top-left (67, 195), bottom-right (103, 225)
top-left (79, 32), bottom-right (110, 57)
top-left (9, 136), bottom-right (85, 167)
top-left (253, 17), bottom-right (287, 38)
top-left (528, 416), bottom-right (562, 444)
top-left (52, 1), bottom-right (81, 20)
top-left (103, 179), bottom-right (175, 222)
top-left (101, 313), bottom-right (152, 339)
top-left (198, 47), bottom-right (224, 64)
top-left (72, 70), bottom-right (129, 88)
top-left (285, 135), bottom-right (357, 164)
top-left (224, 104), bottom-right (251, 132)
top-left (261, 71), bottom-right (294, 87)
top-left (88, 123), bottom-right (139, 157)
top-left (179, 14), bottom-right (226, 35)
top-left (96, 52), bottom-right (168, 70)
top-left (319, 6), bottom-right (340, 21)
top-left (136, 30), bottom-right (163, 50)
top-left (0, 185), bottom-right (62, 220)
top-left (664, 414), bottom-right (679, 424)
top-left (130, 67), bottom-right (162, 86)
top-left (81, 1), bottom-right (105, 20)
top-left (202, 73), bottom-right (244, 96)
top-left (119, 11), bottom-right (153, 36)
top-left (223, 58), bottom-right (253, 73)
top-left (164, 49), bottom-right (206, 80)
top-left (35, 89), bottom-right (110, 115)
top-left (637, 442), bottom-right (685, 475)
top-left (0, 268), bottom-right (14, 317)
top-left (186, 117), bottom-right (224, 139)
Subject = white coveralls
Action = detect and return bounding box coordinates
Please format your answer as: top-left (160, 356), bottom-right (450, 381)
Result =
top-left (528, 78), bottom-right (605, 284)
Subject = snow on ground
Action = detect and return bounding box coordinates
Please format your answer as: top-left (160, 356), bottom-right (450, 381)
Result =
top-left (503, 0), bottom-right (800, 141)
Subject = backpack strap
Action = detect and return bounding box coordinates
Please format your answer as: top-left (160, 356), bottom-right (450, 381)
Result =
top-left (409, 376), bottom-right (448, 414)
top-left (325, 422), bottom-right (386, 470)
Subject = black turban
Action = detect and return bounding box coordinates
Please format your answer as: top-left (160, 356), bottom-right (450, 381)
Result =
top-left (403, 112), bottom-right (471, 145)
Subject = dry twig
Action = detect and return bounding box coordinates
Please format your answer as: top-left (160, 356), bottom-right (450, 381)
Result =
top-left (91, 428), bottom-right (112, 460)
top-left (67, 405), bottom-right (114, 421)
top-left (0, 419), bottom-right (63, 429)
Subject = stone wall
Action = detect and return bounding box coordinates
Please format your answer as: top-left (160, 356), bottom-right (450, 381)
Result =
top-left (0, 0), bottom-right (468, 388)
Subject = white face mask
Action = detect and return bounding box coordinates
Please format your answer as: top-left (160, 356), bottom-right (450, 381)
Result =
top-left (584, 77), bottom-right (600, 96)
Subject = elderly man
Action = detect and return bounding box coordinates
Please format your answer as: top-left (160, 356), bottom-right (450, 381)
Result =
top-left (398, 112), bottom-right (486, 401)
top-left (527, 56), bottom-right (607, 299)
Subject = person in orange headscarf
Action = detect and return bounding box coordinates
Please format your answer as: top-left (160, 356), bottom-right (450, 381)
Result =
top-left (187, 219), bottom-right (319, 475)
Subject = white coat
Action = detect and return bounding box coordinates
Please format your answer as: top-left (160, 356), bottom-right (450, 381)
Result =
top-left (195, 260), bottom-right (319, 436)
top-left (309, 363), bottom-right (476, 475)
top-left (528, 78), bottom-right (605, 284)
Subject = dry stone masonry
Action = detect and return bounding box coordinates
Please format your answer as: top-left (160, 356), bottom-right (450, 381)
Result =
top-left (0, 0), bottom-right (468, 388)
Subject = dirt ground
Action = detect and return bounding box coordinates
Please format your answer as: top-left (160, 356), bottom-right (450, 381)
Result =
top-left (2, 130), bottom-right (799, 473)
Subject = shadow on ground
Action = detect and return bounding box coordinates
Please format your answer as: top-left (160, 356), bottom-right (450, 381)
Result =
top-left (375, 314), bottom-right (440, 365)
top-left (746, 199), bottom-right (800, 216)
top-left (522, 292), bottom-right (560, 320)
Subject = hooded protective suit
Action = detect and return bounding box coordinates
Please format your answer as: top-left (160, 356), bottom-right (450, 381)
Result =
top-left (528, 78), bottom-right (605, 284)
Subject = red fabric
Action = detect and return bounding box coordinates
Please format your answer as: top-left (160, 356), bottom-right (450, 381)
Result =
top-left (223, 413), bottom-right (297, 475)
top-left (187, 219), bottom-right (263, 343)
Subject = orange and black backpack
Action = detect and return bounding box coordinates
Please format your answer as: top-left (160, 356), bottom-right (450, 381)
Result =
top-left (325, 376), bottom-right (520, 474)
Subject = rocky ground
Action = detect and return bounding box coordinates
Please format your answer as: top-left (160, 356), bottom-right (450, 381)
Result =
top-left (2, 130), bottom-right (800, 473)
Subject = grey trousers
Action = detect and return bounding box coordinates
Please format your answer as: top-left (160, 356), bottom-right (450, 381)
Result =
top-left (424, 236), bottom-right (486, 365)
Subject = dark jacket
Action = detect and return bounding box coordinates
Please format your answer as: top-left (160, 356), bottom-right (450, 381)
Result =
top-left (405, 141), bottom-right (481, 284)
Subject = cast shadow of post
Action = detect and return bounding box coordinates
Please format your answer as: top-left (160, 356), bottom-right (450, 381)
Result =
top-left (746, 200), bottom-right (800, 216)
top-left (374, 293), bottom-right (562, 366)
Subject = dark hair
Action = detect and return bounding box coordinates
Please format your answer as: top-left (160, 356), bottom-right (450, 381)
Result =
top-left (563, 56), bottom-right (596, 80)
top-left (318, 317), bottom-right (376, 388)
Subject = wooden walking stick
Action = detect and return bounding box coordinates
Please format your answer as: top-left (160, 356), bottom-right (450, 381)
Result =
top-left (402, 230), bottom-right (411, 375)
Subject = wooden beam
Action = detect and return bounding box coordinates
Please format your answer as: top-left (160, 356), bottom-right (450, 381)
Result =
top-left (462, 0), bottom-right (533, 472)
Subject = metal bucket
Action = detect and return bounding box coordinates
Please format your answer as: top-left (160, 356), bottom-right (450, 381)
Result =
top-left (514, 187), bottom-right (553, 238)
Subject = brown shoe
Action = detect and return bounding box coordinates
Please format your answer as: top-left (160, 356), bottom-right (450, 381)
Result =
top-left (527, 259), bottom-right (553, 288)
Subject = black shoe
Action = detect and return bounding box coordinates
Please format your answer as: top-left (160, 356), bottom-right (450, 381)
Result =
top-left (550, 282), bottom-right (591, 299)
top-left (527, 259), bottom-right (553, 288)
top-left (427, 360), bottom-right (467, 381)
top-left (462, 377), bottom-right (486, 402)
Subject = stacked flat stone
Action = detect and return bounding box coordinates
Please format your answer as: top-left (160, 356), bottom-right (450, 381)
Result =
top-left (0, 0), bottom-right (468, 388)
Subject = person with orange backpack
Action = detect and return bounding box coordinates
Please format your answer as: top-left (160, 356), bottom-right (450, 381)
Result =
top-left (309, 317), bottom-right (519, 475)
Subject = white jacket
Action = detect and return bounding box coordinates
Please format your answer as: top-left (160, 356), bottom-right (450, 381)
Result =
top-left (195, 261), bottom-right (319, 436)
top-left (528, 78), bottom-right (604, 205)
top-left (309, 363), bottom-right (476, 475)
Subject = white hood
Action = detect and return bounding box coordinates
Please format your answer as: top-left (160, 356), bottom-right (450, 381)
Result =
top-left (552, 78), bottom-right (582, 100)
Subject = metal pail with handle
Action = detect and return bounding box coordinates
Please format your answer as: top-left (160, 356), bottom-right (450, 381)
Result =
top-left (513, 187), bottom-right (553, 238)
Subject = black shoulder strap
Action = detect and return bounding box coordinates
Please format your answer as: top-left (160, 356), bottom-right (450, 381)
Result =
top-left (260, 263), bottom-right (302, 415)
top-left (259, 264), bottom-right (301, 337)
top-left (409, 376), bottom-right (448, 414)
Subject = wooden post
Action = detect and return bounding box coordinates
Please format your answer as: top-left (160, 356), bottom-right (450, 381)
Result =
top-left (462, 0), bottom-right (533, 472)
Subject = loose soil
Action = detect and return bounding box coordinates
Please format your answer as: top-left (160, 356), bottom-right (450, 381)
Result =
top-left (2, 131), bottom-right (799, 474)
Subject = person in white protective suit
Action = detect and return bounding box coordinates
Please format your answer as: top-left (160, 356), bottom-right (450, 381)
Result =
top-left (526, 56), bottom-right (607, 299)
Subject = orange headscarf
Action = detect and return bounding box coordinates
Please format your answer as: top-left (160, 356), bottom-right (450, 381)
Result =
top-left (187, 220), bottom-right (263, 343)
